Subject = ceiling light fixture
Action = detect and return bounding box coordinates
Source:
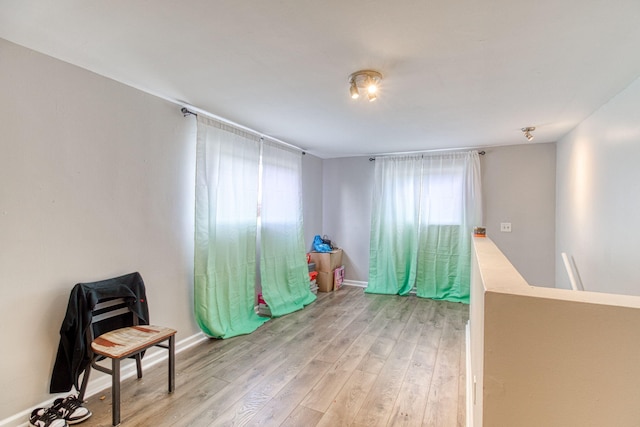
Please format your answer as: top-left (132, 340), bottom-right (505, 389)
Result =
top-left (521, 126), bottom-right (535, 141)
top-left (348, 70), bottom-right (382, 102)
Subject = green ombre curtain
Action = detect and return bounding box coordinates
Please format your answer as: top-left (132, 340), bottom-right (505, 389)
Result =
top-left (415, 153), bottom-right (482, 302)
top-left (367, 155), bottom-right (423, 295)
top-left (367, 151), bottom-right (482, 303)
top-left (259, 140), bottom-right (316, 317)
top-left (194, 116), bottom-right (268, 338)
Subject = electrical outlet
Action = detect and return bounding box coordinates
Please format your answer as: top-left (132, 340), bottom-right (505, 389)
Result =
top-left (500, 222), bottom-right (512, 232)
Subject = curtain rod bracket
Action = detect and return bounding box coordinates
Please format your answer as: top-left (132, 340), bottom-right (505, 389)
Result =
top-left (181, 107), bottom-right (197, 117)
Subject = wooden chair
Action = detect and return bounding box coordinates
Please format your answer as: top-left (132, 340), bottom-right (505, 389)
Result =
top-left (77, 297), bottom-right (176, 426)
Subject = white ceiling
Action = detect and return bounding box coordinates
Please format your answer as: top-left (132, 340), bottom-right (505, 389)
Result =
top-left (2, 1), bottom-right (640, 158)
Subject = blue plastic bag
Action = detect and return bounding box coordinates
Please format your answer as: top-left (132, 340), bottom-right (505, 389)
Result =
top-left (313, 235), bottom-right (331, 252)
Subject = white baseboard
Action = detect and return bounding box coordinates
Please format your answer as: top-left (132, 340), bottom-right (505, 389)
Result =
top-left (342, 280), bottom-right (367, 288)
top-left (0, 331), bottom-right (207, 427)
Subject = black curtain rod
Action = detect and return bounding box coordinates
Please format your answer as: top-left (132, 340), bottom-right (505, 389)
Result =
top-left (181, 106), bottom-right (306, 155)
top-left (369, 150), bottom-right (485, 161)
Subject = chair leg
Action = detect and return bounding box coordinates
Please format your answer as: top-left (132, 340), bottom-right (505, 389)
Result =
top-left (78, 364), bottom-right (91, 401)
top-left (135, 354), bottom-right (143, 379)
top-left (112, 358), bottom-right (121, 426)
top-left (168, 335), bottom-right (175, 393)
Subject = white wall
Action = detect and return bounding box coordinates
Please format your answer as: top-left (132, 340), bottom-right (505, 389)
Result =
top-left (556, 75), bottom-right (640, 294)
top-left (322, 146), bottom-right (556, 286)
top-left (481, 143), bottom-right (556, 286)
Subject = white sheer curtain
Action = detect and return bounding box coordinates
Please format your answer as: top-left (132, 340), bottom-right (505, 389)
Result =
top-left (194, 116), bottom-right (268, 338)
top-left (367, 151), bottom-right (482, 302)
top-left (259, 140), bottom-right (315, 316)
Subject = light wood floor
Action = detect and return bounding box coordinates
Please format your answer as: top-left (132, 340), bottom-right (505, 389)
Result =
top-left (84, 285), bottom-right (469, 426)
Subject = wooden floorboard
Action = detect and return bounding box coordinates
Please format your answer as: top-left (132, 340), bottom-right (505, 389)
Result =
top-left (83, 286), bottom-right (469, 426)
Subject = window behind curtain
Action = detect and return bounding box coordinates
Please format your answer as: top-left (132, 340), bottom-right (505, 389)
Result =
top-left (259, 140), bottom-right (315, 317)
top-left (367, 151), bottom-right (482, 302)
top-left (421, 165), bottom-right (464, 225)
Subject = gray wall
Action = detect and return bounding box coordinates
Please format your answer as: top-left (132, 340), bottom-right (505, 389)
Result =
top-left (301, 153), bottom-right (324, 251)
top-left (322, 157), bottom-right (374, 282)
top-left (0, 39), bottom-right (199, 420)
top-left (322, 145), bottom-right (557, 287)
top-left (556, 75), bottom-right (640, 295)
top-left (0, 38), bottom-right (327, 422)
top-left (481, 143), bottom-right (556, 286)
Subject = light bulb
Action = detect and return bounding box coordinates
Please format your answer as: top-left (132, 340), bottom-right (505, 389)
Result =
top-left (365, 76), bottom-right (377, 94)
top-left (349, 81), bottom-right (359, 99)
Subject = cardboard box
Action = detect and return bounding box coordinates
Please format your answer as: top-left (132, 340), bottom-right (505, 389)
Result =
top-left (310, 249), bottom-right (343, 273)
top-left (316, 271), bottom-right (334, 292)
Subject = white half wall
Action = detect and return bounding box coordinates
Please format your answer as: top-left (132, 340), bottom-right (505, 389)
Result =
top-left (471, 237), bottom-right (640, 427)
top-left (556, 75), bottom-right (640, 294)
